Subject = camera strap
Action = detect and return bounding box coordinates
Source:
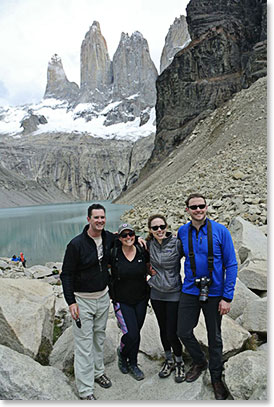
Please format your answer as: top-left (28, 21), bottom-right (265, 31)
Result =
top-left (188, 219), bottom-right (214, 277)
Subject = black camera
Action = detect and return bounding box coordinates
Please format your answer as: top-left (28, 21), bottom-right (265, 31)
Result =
top-left (195, 276), bottom-right (212, 302)
top-left (75, 318), bottom-right (81, 328)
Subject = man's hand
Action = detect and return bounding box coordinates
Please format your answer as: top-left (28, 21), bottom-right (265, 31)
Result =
top-left (69, 303), bottom-right (79, 320)
top-left (138, 237), bottom-right (147, 249)
top-left (218, 299), bottom-right (231, 315)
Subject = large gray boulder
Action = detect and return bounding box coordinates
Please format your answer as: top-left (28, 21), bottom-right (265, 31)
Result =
top-left (49, 315), bottom-right (120, 373)
top-left (0, 345), bottom-right (78, 400)
top-left (0, 278), bottom-right (55, 364)
top-left (224, 348), bottom-right (267, 400)
top-left (238, 258), bottom-right (267, 291)
top-left (229, 216), bottom-right (267, 263)
top-left (241, 297), bottom-right (267, 334)
top-left (230, 278), bottom-right (259, 320)
top-left (194, 313), bottom-right (250, 358)
top-left (140, 310), bottom-right (164, 359)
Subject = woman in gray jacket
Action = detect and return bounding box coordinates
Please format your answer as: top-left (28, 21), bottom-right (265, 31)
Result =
top-left (147, 214), bottom-right (185, 383)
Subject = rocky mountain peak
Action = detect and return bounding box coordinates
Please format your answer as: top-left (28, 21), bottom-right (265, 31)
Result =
top-left (79, 20), bottom-right (112, 104)
top-left (44, 54), bottom-right (79, 102)
top-left (112, 30), bottom-right (158, 105)
top-left (160, 15), bottom-right (191, 73)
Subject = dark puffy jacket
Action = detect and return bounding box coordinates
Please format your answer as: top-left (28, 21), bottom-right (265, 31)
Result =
top-left (148, 232), bottom-right (183, 293)
top-left (61, 225), bottom-right (115, 305)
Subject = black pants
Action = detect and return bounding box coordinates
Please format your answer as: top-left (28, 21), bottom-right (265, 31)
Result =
top-left (151, 299), bottom-right (182, 357)
top-left (114, 299), bottom-right (147, 365)
top-left (177, 293), bottom-right (223, 383)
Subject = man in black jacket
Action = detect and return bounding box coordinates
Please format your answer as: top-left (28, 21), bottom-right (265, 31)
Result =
top-left (61, 203), bottom-right (114, 400)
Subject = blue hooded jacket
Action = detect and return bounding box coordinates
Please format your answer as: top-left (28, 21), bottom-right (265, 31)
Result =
top-left (177, 219), bottom-right (238, 301)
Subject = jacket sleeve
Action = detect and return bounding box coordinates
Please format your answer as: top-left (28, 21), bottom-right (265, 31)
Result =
top-left (221, 228), bottom-right (238, 301)
top-left (60, 242), bottom-right (80, 306)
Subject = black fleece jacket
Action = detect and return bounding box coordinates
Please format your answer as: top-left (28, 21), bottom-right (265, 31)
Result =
top-left (61, 225), bottom-right (115, 305)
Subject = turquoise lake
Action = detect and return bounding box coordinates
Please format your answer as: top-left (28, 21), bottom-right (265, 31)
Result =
top-left (0, 201), bottom-right (131, 266)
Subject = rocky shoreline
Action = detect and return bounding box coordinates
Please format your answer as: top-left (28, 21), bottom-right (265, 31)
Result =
top-left (0, 213), bottom-right (267, 400)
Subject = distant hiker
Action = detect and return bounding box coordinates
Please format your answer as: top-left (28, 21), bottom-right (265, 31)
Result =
top-left (20, 252), bottom-right (26, 267)
top-left (11, 255), bottom-right (20, 262)
top-left (146, 214), bottom-right (185, 383)
top-left (109, 223), bottom-right (150, 381)
top-left (177, 193), bottom-right (238, 400)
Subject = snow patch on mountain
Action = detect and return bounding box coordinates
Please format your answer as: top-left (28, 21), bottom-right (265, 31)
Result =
top-left (0, 98), bottom-right (155, 142)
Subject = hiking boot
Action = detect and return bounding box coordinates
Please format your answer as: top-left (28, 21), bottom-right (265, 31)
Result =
top-left (80, 394), bottom-right (97, 400)
top-left (117, 347), bottom-right (129, 374)
top-left (174, 362), bottom-right (186, 383)
top-left (212, 381), bottom-right (228, 400)
top-left (128, 364), bottom-right (145, 381)
top-left (158, 359), bottom-right (175, 378)
top-left (94, 373), bottom-right (112, 388)
top-left (185, 361), bottom-right (208, 382)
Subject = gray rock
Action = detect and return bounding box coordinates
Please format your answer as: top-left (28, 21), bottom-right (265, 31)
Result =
top-left (0, 278), bottom-right (55, 363)
top-left (242, 297), bottom-right (267, 334)
top-left (230, 278), bottom-right (259, 320)
top-left (79, 21), bottom-right (112, 104)
top-left (238, 258), bottom-right (267, 291)
top-left (224, 349), bottom-right (267, 400)
top-left (160, 15), bottom-right (191, 73)
top-left (44, 54), bottom-right (79, 102)
top-left (140, 310), bottom-right (164, 359)
top-left (194, 313), bottom-right (250, 359)
top-left (49, 326), bottom-right (74, 374)
top-left (229, 216), bottom-right (267, 263)
top-left (0, 345), bottom-right (78, 400)
top-left (28, 265), bottom-right (54, 279)
top-left (112, 31), bottom-right (158, 107)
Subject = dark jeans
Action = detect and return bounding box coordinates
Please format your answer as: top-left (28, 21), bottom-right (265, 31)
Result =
top-left (113, 299), bottom-right (147, 365)
top-left (151, 299), bottom-right (182, 357)
top-left (177, 293), bottom-right (223, 383)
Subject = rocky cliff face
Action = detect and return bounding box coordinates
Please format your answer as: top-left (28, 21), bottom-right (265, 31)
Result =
top-left (44, 54), bottom-right (80, 102)
top-left (0, 131), bottom-right (154, 207)
top-left (146, 0), bottom-right (267, 167)
top-left (160, 15), bottom-right (191, 73)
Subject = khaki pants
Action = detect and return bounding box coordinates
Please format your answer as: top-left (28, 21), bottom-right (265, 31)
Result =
top-left (73, 292), bottom-right (110, 397)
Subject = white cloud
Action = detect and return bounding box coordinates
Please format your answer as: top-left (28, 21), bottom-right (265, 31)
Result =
top-left (0, 0), bottom-right (189, 106)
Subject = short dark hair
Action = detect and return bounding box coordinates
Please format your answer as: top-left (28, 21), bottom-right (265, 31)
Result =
top-left (185, 193), bottom-right (206, 208)
top-left (88, 203), bottom-right (106, 218)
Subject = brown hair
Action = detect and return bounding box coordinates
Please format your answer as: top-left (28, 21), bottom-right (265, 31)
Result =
top-left (146, 214), bottom-right (168, 241)
top-left (185, 193), bottom-right (206, 208)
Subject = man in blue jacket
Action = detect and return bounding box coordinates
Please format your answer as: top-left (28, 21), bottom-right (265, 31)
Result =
top-left (177, 193), bottom-right (238, 400)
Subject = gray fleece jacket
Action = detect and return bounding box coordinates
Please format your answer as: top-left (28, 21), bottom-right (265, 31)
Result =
top-left (148, 232), bottom-right (183, 293)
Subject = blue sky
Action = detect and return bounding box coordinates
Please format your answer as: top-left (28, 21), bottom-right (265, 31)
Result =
top-left (0, 0), bottom-right (189, 107)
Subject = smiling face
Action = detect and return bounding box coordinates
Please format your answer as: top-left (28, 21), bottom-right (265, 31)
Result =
top-left (149, 217), bottom-right (167, 243)
top-left (119, 229), bottom-right (135, 247)
top-left (87, 209), bottom-right (106, 236)
top-left (186, 197), bottom-right (208, 224)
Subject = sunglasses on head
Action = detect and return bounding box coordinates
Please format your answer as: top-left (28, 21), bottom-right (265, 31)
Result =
top-left (120, 231), bottom-right (135, 238)
top-left (151, 225), bottom-right (166, 231)
top-left (188, 204), bottom-right (206, 210)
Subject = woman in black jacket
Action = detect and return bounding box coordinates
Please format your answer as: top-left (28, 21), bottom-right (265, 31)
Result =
top-left (109, 223), bottom-right (149, 381)
top-left (147, 214), bottom-right (185, 383)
